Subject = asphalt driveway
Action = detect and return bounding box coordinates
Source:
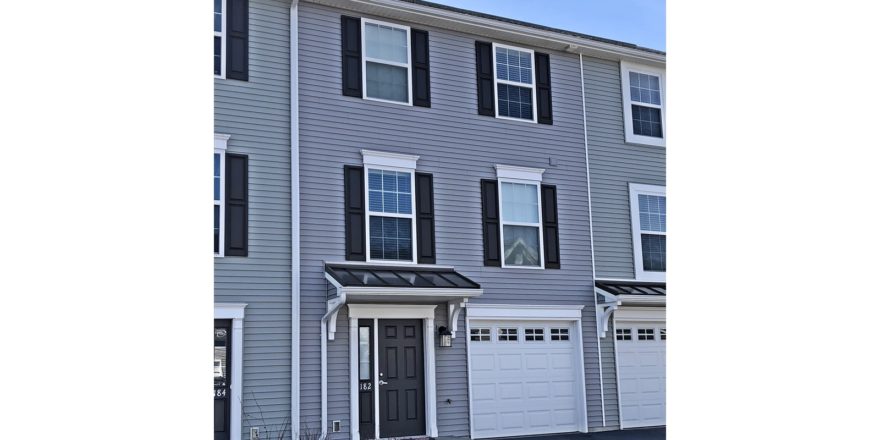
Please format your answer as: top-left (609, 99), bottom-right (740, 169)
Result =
top-left (483, 427), bottom-right (666, 440)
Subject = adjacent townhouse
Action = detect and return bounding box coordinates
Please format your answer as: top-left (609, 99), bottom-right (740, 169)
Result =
top-left (213, 1), bottom-right (665, 439)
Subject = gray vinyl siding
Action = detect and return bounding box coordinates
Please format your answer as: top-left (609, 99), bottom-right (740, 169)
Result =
top-left (298, 2), bottom-right (608, 436)
top-left (582, 56), bottom-right (666, 281)
top-left (215, 1), bottom-right (291, 440)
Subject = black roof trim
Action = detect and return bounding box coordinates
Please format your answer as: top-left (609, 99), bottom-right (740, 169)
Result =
top-left (397, 0), bottom-right (666, 56)
top-left (326, 263), bottom-right (481, 289)
top-left (595, 280), bottom-right (666, 296)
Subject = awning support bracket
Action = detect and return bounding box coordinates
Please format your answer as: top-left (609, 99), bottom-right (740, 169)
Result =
top-left (447, 298), bottom-right (468, 339)
top-left (595, 288), bottom-right (621, 338)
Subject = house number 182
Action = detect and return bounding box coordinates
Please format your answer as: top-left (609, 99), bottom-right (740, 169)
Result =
top-left (359, 382), bottom-right (372, 391)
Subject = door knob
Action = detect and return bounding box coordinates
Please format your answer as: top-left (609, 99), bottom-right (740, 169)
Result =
top-left (378, 380), bottom-right (388, 386)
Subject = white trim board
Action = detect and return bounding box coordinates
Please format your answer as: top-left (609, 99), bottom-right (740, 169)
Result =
top-left (466, 303), bottom-right (584, 320)
top-left (290, 0), bottom-right (301, 432)
top-left (614, 307), bottom-right (666, 322)
top-left (346, 304), bottom-right (439, 440)
top-left (215, 303), bottom-right (246, 440)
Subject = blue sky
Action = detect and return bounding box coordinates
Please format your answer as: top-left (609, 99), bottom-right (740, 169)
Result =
top-left (428, 0), bottom-right (666, 51)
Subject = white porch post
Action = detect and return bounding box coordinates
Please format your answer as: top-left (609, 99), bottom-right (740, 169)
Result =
top-left (350, 317), bottom-right (359, 440)
top-left (424, 317), bottom-right (438, 437)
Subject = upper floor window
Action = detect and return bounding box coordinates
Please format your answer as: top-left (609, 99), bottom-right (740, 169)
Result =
top-left (496, 165), bottom-right (545, 268)
top-left (214, 0), bottom-right (225, 77)
top-left (629, 183), bottom-right (666, 281)
top-left (362, 150), bottom-right (419, 263)
top-left (621, 61), bottom-right (665, 147)
top-left (362, 19), bottom-right (411, 105)
top-left (493, 43), bottom-right (536, 122)
top-left (214, 134), bottom-right (229, 255)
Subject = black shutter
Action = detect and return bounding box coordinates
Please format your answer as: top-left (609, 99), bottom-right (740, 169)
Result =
top-left (225, 154), bottom-right (248, 256)
top-left (475, 41), bottom-right (495, 116)
top-left (344, 166), bottom-right (367, 261)
top-left (415, 172), bottom-right (436, 264)
top-left (481, 179), bottom-right (501, 266)
top-left (341, 16), bottom-right (363, 98)
top-left (541, 184), bottom-right (560, 269)
top-left (411, 29), bottom-right (431, 107)
top-left (535, 52), bottom-right (553, 125)
top-left (226, 0), bottom-right (248, 81)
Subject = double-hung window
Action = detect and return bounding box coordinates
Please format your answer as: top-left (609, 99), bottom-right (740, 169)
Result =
top-left (362, 19), bottom-right (411, 105)
top-left (214, 0), bottom-right (225, 77)
top-left (214, 134), bottom-right (230, 256)
top-left (621, 61), bottom-right (665, 146)
top-left (629, 183), bottom-right (666, 280)
top-left (363, 151), bottom-right (419, 263)
top-left (493, 43), bottom-right (536, 122)
top-left (496, 165), bottom-right (544, 268)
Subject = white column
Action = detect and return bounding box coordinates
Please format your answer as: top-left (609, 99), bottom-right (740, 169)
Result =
top-left (231, 317), bottom-right (244, 440)
top-left (424, 317), bottom-right (438, 437)
top-left (349, 317), bottom-right (359, 440)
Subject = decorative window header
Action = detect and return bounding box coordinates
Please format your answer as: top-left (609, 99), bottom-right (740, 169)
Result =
top-left (495, 164), bottom-right (545, 182)
top-left (361, 149), bottom-right (420, 170)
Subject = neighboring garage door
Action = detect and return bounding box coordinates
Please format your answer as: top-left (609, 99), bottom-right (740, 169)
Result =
top-left (467, 320), bottom-right (584, 439)
top-left (615, 322), bottom-right (666, 428)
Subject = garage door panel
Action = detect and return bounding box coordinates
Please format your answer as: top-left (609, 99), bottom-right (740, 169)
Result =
top-left (468, 320), bottom-right (582, 438)
top-left (617, 321), bottom-right (666, 429)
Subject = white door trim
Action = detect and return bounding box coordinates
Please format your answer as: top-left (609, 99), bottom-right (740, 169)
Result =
top-left (215, 303), bottom-right (246, 440)
top-left (347, 304), bottom-right (438, 440)
top-left (465, 304), bottom-right (589, 438)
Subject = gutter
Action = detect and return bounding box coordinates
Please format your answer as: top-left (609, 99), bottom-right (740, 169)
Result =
top-left (577, 50), bottom-right (606, 427)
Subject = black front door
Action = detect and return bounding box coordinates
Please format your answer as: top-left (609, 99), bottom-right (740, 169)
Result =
top-left (214, 319), bottom-right (231, 440)
top-left (378, 319), bottom-right (425, 438)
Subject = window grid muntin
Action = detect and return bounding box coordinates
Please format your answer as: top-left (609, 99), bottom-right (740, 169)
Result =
top-left (492, 43), bottom-right (537, 122)
top-left (470, 328), bottom-right (491, 342)
top-left (616, 328), bottom-right (632, 341)
top-left (637, 328), bottom-right (655, 341)
top-left (498, 328), bottom-right (518, 341)
top-left (550, 328), bottom-right (569, 341)
top-left (361, 18), bottom-right (412, 105)
top-left (364, 165), bottom-right (416, 263)
top-left (629, 71), bottom-right (662, 106)
top-left (214, 152), bottom-right (225, 256)
top-left (524, 328), bottom-right (545, 341)
top-left (214, 0), bottom-right (225, 77)
top-left (497, 178), bottom-right (544, 268)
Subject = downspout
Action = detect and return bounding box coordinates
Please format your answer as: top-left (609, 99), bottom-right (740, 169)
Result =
top-left (320, 296), bottom-right (346, 440)
top-left (290, 0), bottom-right (301, 436)
top-left (578, 51), bottom-right (607, 427)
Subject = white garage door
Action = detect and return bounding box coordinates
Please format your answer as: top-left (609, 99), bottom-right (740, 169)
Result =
top-left (616, 322), bottom-right (666, 428)
top-left (468, 320), bottom-right (583, 438)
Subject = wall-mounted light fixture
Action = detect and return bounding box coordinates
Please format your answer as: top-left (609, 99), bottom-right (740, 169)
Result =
top-left (438, 326), bottom-right (452, 347)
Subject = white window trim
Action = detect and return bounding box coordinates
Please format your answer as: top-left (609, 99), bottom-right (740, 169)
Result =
top-left (214, 134), bottom-right (230, 257)
top-left (620, 61), bottom-right (665, 147)
top-left (214, 0), bottom-right (226, 79)
top-left (492, 42), bottom-right (538, 123)
top-left (215, 303), bottom-right (246, 440)
top-left (629, 183), bottom-right (666, 281)
top-left (361, 17), bottom-right (413, 106)
top-left (347, 304), bottom-right (439, 440)
top-left (496, 165), bottom-right (545, 269)
top-left (362, 150), bottom-right (419, 264)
